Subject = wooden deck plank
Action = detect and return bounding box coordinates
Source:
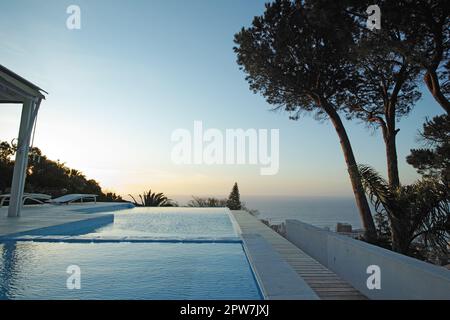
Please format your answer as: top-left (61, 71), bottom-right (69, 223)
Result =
top-left (232, 211), bottom-right (367, 300)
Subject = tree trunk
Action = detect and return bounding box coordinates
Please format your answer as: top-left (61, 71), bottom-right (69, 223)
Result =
top-left (424, 70), bottom-right (450, 114)
top-left (391, 228), bottom-right (405, 253)
top-left (385, 133), bottom-right (400, 188)
top-left (323, 103), bottom-right (377, 242)
top-left (383, 103), bottom-right (400, 188)
top-left (390, 221), bottom-right (410, 254)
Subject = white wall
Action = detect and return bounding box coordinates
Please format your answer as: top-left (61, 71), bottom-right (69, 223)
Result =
top-left (285, 219), bottom-right (450, 300)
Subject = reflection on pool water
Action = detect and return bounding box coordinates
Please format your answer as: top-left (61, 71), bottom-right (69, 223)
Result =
top-left (83, 207), bottom-right (238, 240)
top-left (0, 208), bottom-right (262, 300)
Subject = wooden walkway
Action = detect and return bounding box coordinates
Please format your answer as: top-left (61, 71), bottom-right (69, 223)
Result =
top-left (232, 211), bottom-right (366, 300)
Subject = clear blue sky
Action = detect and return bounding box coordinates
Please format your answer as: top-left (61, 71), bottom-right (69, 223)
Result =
top-left (0, 0), bottom-right (445, 199)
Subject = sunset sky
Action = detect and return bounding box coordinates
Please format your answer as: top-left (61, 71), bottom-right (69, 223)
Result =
top-left (0, 0), bottom-right (445, 201)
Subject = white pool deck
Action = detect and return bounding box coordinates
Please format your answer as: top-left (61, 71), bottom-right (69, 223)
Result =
top-left (0, 202), bottom-right (130, 237)
top-left (0, 204), bottom-right (366, 300)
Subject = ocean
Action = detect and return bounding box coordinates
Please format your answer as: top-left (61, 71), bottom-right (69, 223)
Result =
top-left (243, 196), bottom-right (363, 230)
top-left (174, 195), bottom-right (364, 231)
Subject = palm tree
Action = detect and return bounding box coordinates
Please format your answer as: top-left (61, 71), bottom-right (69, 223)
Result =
top-left (129, 189), bottom-right (177, 207)
top-left (358, 165), bottom-right (449, 258)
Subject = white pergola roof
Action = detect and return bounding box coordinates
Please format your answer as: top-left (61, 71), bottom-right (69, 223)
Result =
top-left (0, 64), bottom-right (47, 217)
top-left (0, 65), bottom-right (46, 104)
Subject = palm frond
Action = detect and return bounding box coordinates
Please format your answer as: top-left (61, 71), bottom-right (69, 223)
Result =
top-left (359, 164), bottom-right (449, 257)
top-left (129, 189), bottom-right (177, 207)
top-left (358, 164), bottom-right (396, 218)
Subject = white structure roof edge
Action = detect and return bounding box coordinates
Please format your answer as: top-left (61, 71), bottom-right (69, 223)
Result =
top-left (0, 64), bottom-right (47, 217)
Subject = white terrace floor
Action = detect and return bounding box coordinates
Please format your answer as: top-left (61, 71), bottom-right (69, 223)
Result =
top-left (0, 202), bottom-right (128, 237)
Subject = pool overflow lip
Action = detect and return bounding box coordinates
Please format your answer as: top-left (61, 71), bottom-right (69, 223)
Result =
top-left (226, 209), bottom-right (266, 300)
top-left (227, 209), bottom-right (243, 237)
top-left (0, 236), bottom-right (243, 244)
top-left (241, 240), bottom-right (267, 300)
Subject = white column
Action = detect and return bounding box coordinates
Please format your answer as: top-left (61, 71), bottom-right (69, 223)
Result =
top-left (7, 98), bottom-right (37, 217)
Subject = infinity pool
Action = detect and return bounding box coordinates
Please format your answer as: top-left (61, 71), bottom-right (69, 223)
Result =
top-left (83, 207), bottom-right (239, 240)
top-left (0, 208), bottom-right (262, 300)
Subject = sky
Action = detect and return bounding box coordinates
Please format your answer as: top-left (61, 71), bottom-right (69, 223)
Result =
top-left (0, 0), bottom-right (445, 201)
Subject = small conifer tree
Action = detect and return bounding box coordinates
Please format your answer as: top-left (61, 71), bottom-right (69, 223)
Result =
top-left (227, 182), bottom-right (242, 210)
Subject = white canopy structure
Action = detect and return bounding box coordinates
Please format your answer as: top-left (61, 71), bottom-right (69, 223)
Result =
top-left (0, 64), bottom-right (47, 217)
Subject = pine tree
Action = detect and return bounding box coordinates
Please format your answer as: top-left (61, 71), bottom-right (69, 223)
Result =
top-left (407, 115), bottom-right (450, 183)
top-left (227, 182), bottom-right (242, 210)
top-left (233, 0), bottom-right (377, 241)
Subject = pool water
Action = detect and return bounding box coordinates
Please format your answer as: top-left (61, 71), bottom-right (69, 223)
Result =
top-left (0, 242), bottom-right (260, 300)
top-left (0, 208), bottom-right (262, 300)
top-left (83, 207), bottom-right (238, 240)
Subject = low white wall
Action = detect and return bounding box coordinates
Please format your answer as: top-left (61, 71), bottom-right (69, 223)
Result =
top-left (285, 219), bottom-right (450, 300)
